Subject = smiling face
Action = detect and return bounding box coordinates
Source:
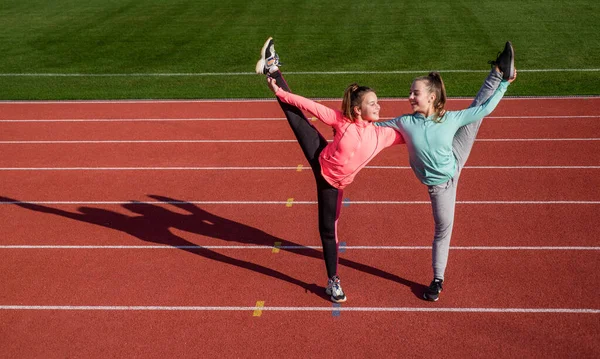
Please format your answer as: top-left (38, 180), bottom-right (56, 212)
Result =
top-left (409, 80), bottom-right (435, 117)
top-left (354, 91), bottom-right (380, 122)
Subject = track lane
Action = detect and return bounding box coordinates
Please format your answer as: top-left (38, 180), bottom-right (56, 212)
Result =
top-left (0, 247), bottom-right (598, 309)
top-left (1, 203), bottom-right (599, 248)
top-left (1, 310), bottom-right (598, 358)
top-left (0, 97), bottom-right (598, 120)
top-left (1, 141), bottom-right (599, 167)
top-left (1, 115), bottom-right (598, 141)
top-left (1, 168), bottom-right (599, 201)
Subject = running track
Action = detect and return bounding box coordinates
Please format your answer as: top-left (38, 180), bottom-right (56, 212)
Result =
top-left (1, 98), bottom-right (599, 358)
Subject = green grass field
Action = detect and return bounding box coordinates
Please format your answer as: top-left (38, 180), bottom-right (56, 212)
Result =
top-left (1, 0), bottom-right (599, 100)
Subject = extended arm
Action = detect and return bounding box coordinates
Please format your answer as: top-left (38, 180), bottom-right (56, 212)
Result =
top-left (452, 79), bottom-right (510, 126)
top-left (268, 77), bottom-right (339, 126)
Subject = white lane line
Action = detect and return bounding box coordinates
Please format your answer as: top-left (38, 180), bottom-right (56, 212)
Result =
top-left (1, 200), bottom-right (600, 205)
top-left (0, 166), bottom-right (598, 171)
top-left (1, 201), bottom-right (599, 205)
top-left (0, 305), bottom-right (598, 313)
top-left (477, 138), bottom-right (600, 142)
top-left (0, 118), bottom-right (287, 122)
top-left (0, 245), bottom-right (598, 250)
top-left (0, 138), bottom-right (599, 144)
top-left (0, 115), bottom-right (598, 122)
top-left (0, 96), bottom-right (598, 104)
top-left (0, 140), bottom-right (298, 144)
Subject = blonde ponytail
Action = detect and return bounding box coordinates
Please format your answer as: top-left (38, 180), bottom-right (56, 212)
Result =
top-left (414, 72), bottom-right (447, 122)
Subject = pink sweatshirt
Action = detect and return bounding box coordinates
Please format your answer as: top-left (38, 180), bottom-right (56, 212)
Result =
top-left (276, 88), bottom-right (404, 189)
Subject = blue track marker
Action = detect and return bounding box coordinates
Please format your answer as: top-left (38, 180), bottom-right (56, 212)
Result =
top-left (332, 303), bottom-right (341, 317)
top-left (339, 242), bottom-right (347, 253)
top-left (342, 198), bottom-right (351, 207)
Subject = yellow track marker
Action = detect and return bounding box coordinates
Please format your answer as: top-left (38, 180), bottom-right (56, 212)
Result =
top-left (272, 241), bottom-right (281, 253)
top-left (311, 116), bottom-right (317, 122)
top-left (253, 301), bottom-right (265, 317)
top-left (296, 164), bottom-right (303, 172)
top-left (286, 198), bottom-right (294, 207)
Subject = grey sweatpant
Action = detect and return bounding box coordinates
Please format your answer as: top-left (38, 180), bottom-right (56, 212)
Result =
top-left (428, 69), bottom-right (503, 280)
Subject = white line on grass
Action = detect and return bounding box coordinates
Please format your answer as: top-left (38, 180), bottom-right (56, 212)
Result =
top-left (1, 68), bottom-right (599, 77)
top-left (0, 305), bottom-right (598, 313)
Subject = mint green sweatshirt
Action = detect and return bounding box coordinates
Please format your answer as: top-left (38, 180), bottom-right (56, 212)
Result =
top-left (375, 80), bottom-right (509, 185)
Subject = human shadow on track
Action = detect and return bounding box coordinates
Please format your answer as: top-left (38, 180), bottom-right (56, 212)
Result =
top-left (1, 195), bottom-right (427, 299)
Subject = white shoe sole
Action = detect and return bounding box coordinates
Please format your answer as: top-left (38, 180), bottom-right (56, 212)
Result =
top-left (331, 295), bottom-right (347, 303)
top-left (255, 37), bottom-right (273, 74)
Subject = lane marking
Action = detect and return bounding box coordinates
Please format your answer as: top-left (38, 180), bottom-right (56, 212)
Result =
top-left (0, 305), bottom-right (598, 314)
top-left (477, 138), bottom-right (600, 142)
top-left (1, 245), bottom-right (598, 251)
top-left (0, 115), bottom-right (598, 123)
top-left (332, 303), bottom-right (342, 317)
top-left (1, 138), bottom-right (598, 144)
top-left (0, 118), bottom-right (288, 123)
top-left (0, 140), bottom-right (299, 144)
top-left (0, 166), bottom-right (599, 171)
top-left (1, 200), bottom-right (599, 205)
top-left (253, 301), bottom-right (265, 317)
top-left (272, 242), bottom-right (281, 254)
top-left (0, 97), bottom-right (598, 105)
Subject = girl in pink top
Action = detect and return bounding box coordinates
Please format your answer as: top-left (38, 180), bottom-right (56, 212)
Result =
top-left (256, 37), bottom-right (403, 302)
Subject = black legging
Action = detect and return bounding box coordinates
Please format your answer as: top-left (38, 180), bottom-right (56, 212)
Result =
top-left (270, 70), bottom-right (342, 279)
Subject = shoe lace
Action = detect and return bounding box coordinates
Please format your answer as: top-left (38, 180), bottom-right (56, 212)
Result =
top-left (429, 279), bottom-right (442, 292)
top-left (330, 276), bottom-right (343, 294)
top-left (270, 53), bottom-right (280, 67)
top-left (487, 51), bottom-right (502, 66)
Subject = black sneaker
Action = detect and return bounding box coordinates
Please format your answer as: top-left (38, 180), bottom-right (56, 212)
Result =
top-left (488, 41), bottom-right (515, 80)
top-left (255, 37), bottom-right (280, 75)
top-left (423, 278), bottom-right (444, 301)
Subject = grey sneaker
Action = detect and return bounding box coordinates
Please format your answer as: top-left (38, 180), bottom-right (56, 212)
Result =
top-left (325, 275), bottom-right (347, 303)
top-left (488, 41), bottom-right (515, 80)
top-left (255, 37), bottom-right (280, 75)
top-left (423, 278), bottom-right (444, 302)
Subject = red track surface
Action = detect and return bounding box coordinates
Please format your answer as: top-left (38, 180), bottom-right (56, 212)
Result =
top-left (1, 98), bottom-right (599, 358)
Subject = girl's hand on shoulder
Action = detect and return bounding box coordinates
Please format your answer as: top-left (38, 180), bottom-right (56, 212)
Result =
top-left (508, 68), bottom-right (517, 83)
top-left (267, 77), bottom-right (280, 94)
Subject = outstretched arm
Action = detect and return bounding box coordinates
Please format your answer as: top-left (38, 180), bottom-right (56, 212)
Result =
top-left (453, 71), bottom-right (516, 126)
top-left (267, 77), bottom-right (340, 126)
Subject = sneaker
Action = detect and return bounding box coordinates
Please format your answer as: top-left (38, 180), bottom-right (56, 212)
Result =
top-left (255, 37), bottom-right (280, 75)
top-left (488, 41), bottom-right (515, 80)
top-left (325, 275), bottom-right (347, 303)
top-left (423, 278), bottom-right (444, 302)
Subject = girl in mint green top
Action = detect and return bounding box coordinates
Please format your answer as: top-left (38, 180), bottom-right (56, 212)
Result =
top-left (375, 62), bottom-right (517, 302)
top-left (379, 80), bottom-right (509, 186)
